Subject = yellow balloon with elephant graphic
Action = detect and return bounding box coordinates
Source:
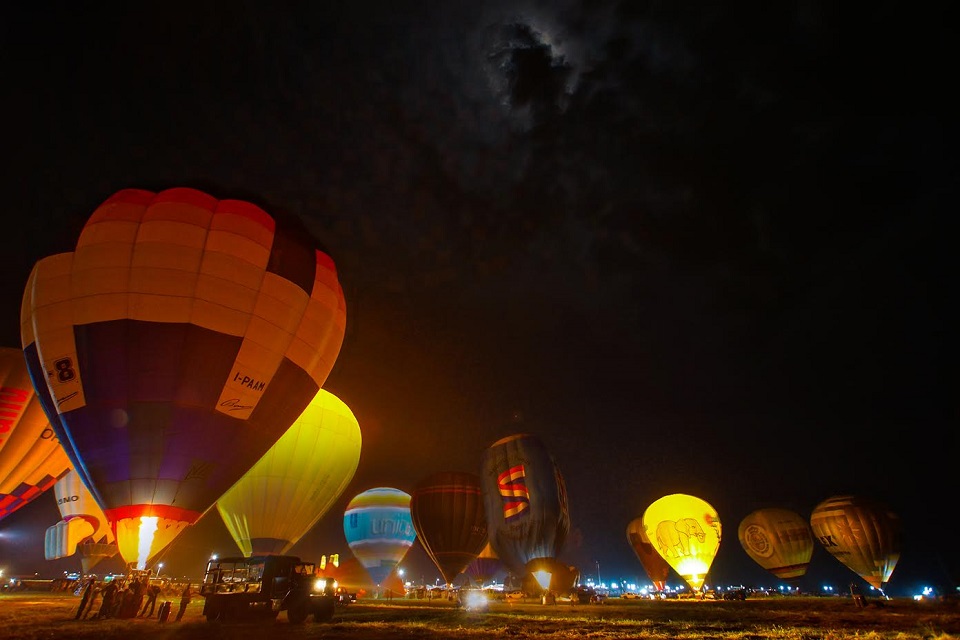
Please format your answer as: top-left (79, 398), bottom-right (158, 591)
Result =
top-left (642, 493), bottom-right (721, 593)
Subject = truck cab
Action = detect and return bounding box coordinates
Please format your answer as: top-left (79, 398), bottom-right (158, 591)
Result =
top-left (200, 555), bottom-right (336, 623)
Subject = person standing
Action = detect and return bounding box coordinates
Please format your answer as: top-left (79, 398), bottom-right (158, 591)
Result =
top-left (175, 583), bottom-right (192, 621)
top-left (140, 582), bottom-right (161, 617)
top-left (96, 580), bottom-right (119, 619)
top-left (75, 577), bottom-right (96, 620)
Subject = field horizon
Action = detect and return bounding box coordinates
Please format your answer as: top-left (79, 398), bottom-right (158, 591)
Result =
top-left (1, 591), bottom-right (958, 639)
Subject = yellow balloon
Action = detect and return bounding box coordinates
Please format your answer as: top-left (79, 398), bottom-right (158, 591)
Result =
top-left (217, 389), bottom-right (362, 556)
top-left (642, 494), bottom-right (722, 593)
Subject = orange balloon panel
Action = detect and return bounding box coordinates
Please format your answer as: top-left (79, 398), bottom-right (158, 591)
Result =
top-left (810, 495), bottom-right (901, 591)
top-left (642, 494), bottom-right (722, 593)
top-left (737, 507), bottom-right (813, 583)
top-left (0, 346), bottom-right (70, 522)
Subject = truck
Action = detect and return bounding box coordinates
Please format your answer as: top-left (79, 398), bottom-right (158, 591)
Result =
top-left (199, 555), bottom-right (338, 623)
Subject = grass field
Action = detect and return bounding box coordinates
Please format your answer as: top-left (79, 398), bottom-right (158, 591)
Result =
top-left (1, 592), bottom-right (958, 640)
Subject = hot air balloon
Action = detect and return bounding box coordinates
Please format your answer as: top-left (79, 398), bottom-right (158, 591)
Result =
top-left (20, 187), bottom-right (346, 570)
top-left (343, 487), bottom-right (417, 591)
top-left (465, 542), bottom-right (503, 588)
top-left (642, 493), bottom-right (721, 594)
top-left (809, 494), bottom-right (901, 594)
top-left (626, 516), bottom-right (671, 593)
top-left (409, 471), bottom-right (487, 588)
top-left (480, 433), bottom-right (570, 580)
top-left (44, 467), bottom-right (118, 573)
top-left (216, 388), bottom-right (361, 556)
top-left (1, 346), bottom-right (71, 522)
top-left (737, 507), bottom-right (813, 586)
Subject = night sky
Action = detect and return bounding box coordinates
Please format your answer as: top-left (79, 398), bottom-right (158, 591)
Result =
top-left (1, 2), bottom-right (955, 596)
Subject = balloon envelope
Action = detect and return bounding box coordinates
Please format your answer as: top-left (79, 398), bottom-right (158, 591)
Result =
top-left (0, 346), bottom-right (70, 522)
top-left (809, 494), bottom-right (901, 591)
top-left (465, 542), bottom-right (503, 587)
top-left (642, 493), bottom-right (722, 593)
top-left (21, 187), bottom-right (346, 569)
top-left (409, 471), bottom-right (487, 586)
top-left (737, 507), bottom-right (813, 584)
top-left (217, 389), bottom-right (361, 556)
top-left (480, 433), bottom-right (570, 578)
top-left (626, 516), bottom-right (671, 592)
top-left (343, 487), bottom-right (417, 587)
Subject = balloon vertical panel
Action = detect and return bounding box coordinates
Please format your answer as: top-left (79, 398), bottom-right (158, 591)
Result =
top-left (0, 346), bottom-right (70, 522)
top-left (20, 187), bottom-right (346, 568)
top-left (480, 433), bottom-right (570, 577)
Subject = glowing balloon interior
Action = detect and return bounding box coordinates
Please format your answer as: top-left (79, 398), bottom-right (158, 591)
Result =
top-left (217, 388), bottom-right (361, 556)
top-left (809, 494), bottom-right (901, 592)
top-left (343, 487), bottom-right (416, 587)
top-left (642, 493), bottom-right (722, 593)
top-left (21, 187), bottom-right (346, 569)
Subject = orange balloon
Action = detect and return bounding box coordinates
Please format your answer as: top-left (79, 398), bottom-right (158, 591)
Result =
top-left (21, 187), bottom-right (346, 569)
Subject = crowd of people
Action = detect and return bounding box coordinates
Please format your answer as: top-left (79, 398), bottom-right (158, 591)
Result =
top-left (73, 574), bottom-right (193, 622)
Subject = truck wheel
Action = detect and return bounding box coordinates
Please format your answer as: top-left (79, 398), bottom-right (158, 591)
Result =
top-left (313, 598), bottom-right (335, 623)
top-left (287, 601), bottom-right (308, 624)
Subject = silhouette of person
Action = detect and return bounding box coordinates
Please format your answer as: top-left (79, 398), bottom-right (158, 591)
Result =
top-left (175, 583), bottom-right (192, 621)
top-left (75, 577), bottom-right (96, 620)
top-left (140, 582), bottom-right (162, 617)
top-left (96, 580), bottom-right (119, 619)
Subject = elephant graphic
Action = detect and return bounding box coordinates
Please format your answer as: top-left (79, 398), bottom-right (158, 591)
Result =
top-left (655, 518), bottom-right (706, 558)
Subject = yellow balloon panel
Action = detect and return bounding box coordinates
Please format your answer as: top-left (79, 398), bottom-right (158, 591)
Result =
top-left (642, 494), bottom-right (722, 593)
